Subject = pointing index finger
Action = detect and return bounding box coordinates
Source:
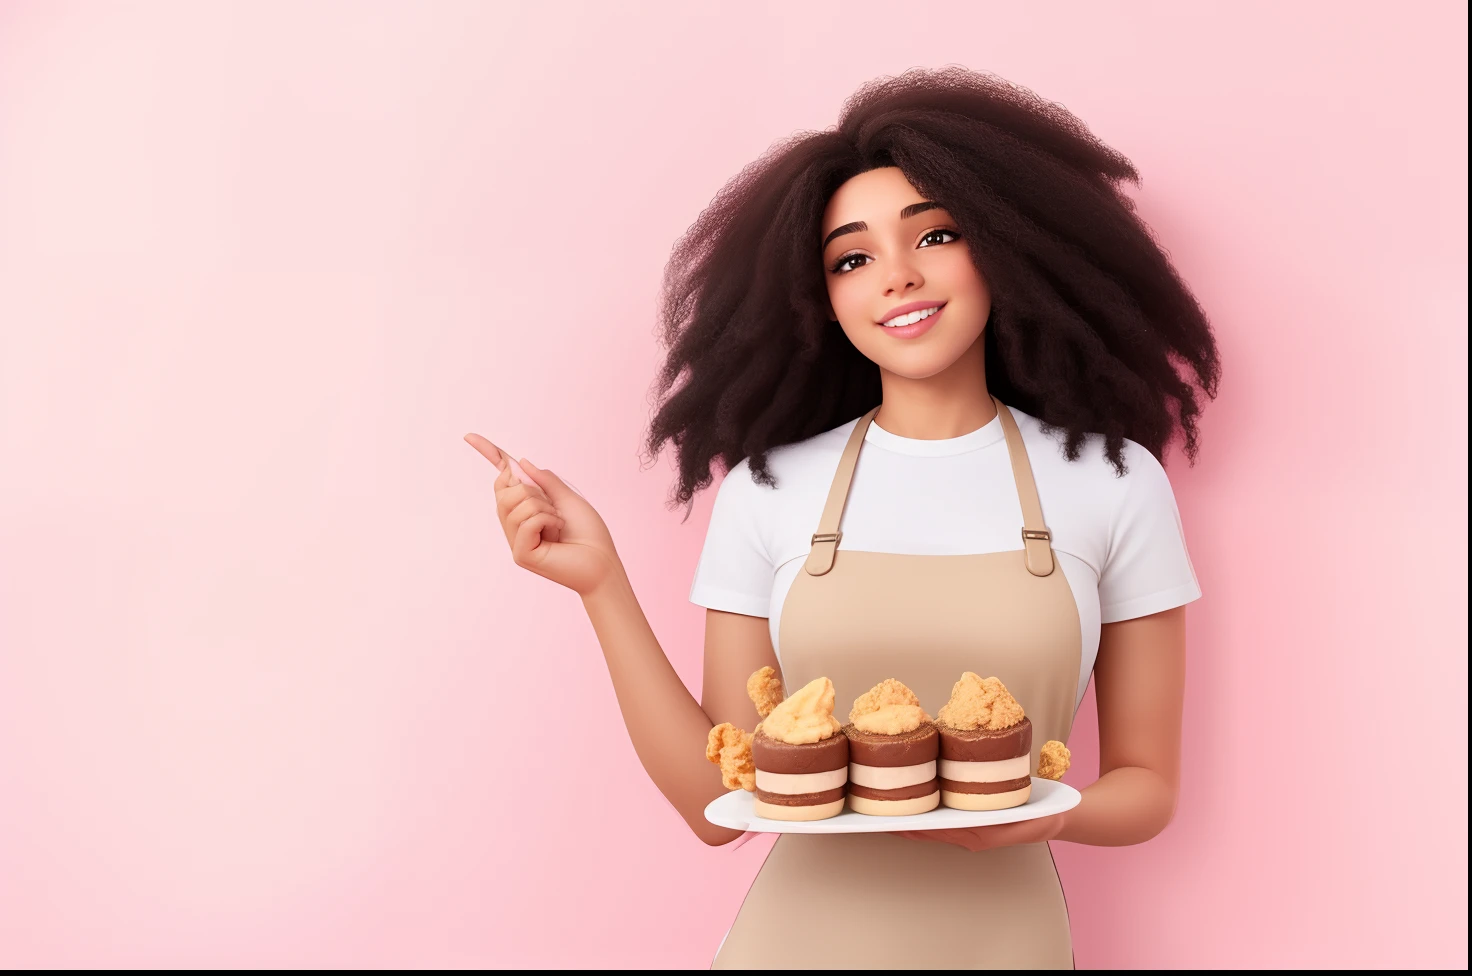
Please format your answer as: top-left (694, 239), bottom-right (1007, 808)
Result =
top-left (464, 433), bottom-right (507, 470)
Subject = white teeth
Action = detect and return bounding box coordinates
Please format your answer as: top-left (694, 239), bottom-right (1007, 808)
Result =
top-left (882, 306), bottom-right (939, 327)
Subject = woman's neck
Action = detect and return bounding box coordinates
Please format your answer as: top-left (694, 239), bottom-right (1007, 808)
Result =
top-left (872, 337), bottom-right (994, 439)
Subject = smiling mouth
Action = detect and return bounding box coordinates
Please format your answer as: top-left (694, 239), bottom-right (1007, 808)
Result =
top-left (881, 305), bottom-right (944, 328)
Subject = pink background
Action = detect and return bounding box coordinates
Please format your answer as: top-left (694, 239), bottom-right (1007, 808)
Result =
top-left (0, 0), bottom-right (1466, 969)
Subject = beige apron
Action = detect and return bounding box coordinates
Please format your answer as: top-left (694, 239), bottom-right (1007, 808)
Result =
top-left (713, 398), bottom-right (1083, 970)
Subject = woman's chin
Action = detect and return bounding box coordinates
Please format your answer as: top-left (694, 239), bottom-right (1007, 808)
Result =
top-left (872, 351), bottom-right (978, 381)
top-left (851, 329), bottom-right (983, 380)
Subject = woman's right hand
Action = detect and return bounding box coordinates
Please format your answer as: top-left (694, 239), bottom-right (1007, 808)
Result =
top-left (464, 433), bottom-right (621, 595)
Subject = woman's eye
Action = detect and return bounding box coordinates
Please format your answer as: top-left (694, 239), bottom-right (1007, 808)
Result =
top-left (831, 253), bottom-right (870, 274)
top-left (919, 229), bottom-right (960, 247)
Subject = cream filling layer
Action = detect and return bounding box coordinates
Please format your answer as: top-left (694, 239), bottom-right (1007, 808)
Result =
top-left (754, 767), bottom-right (848, 794)
top-left (848, 760), bottom-right (937, 790)
top-left (939, 755), bottom-right (1031, 782)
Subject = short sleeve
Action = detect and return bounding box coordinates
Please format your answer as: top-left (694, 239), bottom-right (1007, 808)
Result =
top-left (1097, 443), bottom-right (1203, 623)
top-left (688, 461), bottom-right (775, 618)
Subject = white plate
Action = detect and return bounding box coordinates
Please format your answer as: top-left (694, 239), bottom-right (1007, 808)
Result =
top-left (704, 778), bottom-right (1080, 834)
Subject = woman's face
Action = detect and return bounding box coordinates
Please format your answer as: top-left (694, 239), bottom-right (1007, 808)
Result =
top-left (821, 166), bottom-right (991, 379)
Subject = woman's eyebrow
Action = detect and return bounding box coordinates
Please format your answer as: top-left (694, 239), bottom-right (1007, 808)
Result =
top-left (823, 202), bottom-right (943, 249)
top-left (900, 201), bottom-right (940, 220)
top-left (823, 221), bottom-right (866, 248)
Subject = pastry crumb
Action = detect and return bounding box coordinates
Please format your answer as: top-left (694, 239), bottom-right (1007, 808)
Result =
top-left (1037, 740), bottom-right (1071, 780)
top-left (746, 666), bottom-right (785, 718)
top-left (706, 722), bottom-right (756, 791)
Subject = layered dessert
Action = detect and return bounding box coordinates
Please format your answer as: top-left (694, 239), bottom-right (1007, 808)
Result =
top-left (935, 672), bottom-right (1033, 811)
top-left (750, 676), bottom-right (848, 821)
top-left (841, 679), bottom-right (940, 816)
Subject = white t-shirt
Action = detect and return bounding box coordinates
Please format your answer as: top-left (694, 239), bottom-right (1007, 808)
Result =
top-left (688, 405), bottom-right (1202, 707)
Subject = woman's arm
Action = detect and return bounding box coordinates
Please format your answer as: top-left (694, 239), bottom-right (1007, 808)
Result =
top-left (464, 436), bottom-right (779, 846)
top-left (1055, 605), bottom-right (1185, 845)
top-left (582, 575), bottom-right (779, 846)
top-left (897, 605), bottom-right (1186, 851)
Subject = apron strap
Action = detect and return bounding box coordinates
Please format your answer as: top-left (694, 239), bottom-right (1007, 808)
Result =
top-left (801, 399), bottom-right (1057, 578)
top-left (994, 396), bottom-right (1055, 577)
top-left (803, 406), bottom-right (879, 576)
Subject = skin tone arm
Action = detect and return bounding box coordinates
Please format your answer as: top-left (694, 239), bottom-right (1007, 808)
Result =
top-left (1062, 607), bottom-right (1186, 845)
top-left (585, 576), bottom-right (780, 847)
top-left (896, 606), bottom-right (1185, 851)
top-left (464, 434), bottom-right (778, 846)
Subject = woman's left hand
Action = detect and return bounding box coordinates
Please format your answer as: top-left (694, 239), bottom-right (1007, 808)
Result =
top-left (893, 812), bottom-right (1067, 853)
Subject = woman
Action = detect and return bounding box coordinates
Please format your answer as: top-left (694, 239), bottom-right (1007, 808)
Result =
top-left (468, 67), bottom-right (1219, 969)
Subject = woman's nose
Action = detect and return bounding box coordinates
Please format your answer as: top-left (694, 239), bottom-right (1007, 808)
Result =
top-left (883, 256), bottom-right (923, 295)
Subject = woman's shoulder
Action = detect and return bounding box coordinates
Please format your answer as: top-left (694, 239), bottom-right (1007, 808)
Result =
top-left (710, 417), bottom-right (858, 543)
top-left (1005, 406), bottom-right (1188, 578)
top-left (720, 416), bottom-right (859, 498)
top-left (1006, 405), bottom-right (1173, 515)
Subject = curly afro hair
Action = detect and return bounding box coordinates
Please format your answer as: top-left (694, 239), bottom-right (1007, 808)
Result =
top-left (646, 67), bottom-right (1220, 507)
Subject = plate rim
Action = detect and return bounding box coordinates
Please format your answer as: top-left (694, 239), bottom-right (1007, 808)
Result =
top-left (704, 776), bottom-right (1081, 834)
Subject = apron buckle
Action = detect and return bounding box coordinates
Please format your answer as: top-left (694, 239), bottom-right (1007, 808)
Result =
top-left (1021, 527), bottom-right (1055, 576)
top-left (805, 532), bottom-right (842, 576)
